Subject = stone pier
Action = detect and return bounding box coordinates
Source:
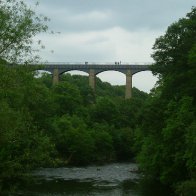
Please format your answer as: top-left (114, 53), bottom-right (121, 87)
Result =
top-left (125, 69), bottom-right (132, 99)
top-left (89, 69), bottom-right (96, 91)
top-left (52, 68), bottom-right (59, 85)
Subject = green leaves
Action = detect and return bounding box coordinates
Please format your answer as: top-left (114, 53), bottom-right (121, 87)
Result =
top-left (0, 64), bottom-right (55, 192)
top-left (184, 121), bottom-right (196, 178)
top-left (136, 7), bottom-right (196, 194)
top-left (151, 7), bottom-right (196, 78)
top-left (0, 0), bottom-right (49, 63)
top-left (52, 115), bottom-right (95, 165)
top-left (52, 81), bottom-right (82, 115)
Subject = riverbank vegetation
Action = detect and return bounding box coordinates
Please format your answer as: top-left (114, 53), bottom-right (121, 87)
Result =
top-left (135, 7), bottom-right (196, 195)
top-left (0, 1), bottom-right (195, 195)
top-left (0, 65), bottom-right (148, 192)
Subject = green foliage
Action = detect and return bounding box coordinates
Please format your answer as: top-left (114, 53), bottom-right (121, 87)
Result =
top-left (0, 65), bottom-right (55, 193)
top-left (96, 77), bottom-right (124, 98)
top-left (175, 180), bottom-right (196, 196)
top-left (0, 0), bottom-right (49, 63)
top-left (110, 127), bottom-right (135, 160)
top-left (90, 97), bottom-right (119, 124)
top-left (160, 97), bottom-right (194, 184)
top-left (151, 7), bottom-right (196, 100)
top-left (184, 121), bottom-right (196, 179)
top-left (136, 7), bottom-right (196, 195)
top-left (0, 64), bottom-right (149, 192)
top-left (1, 4), bottom-right (195, 196)
top-left (52, 81), bottom-right (82, 115)
top-left (91, 123), bottom-right (115, 162)
top-left (115, 97), bottom-right (145, 128)
top-left (0, 1), bottom-right (158, 193)
top-left (45, 74), bottom-right (148, 165)
top-left (52, 115), bottom-right (95, 165)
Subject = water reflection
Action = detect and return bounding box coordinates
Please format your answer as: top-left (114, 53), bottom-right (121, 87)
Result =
top-left (19, 163), bottom-right (172, 196)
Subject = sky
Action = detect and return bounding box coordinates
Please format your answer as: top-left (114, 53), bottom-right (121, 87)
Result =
top-left (28, 0), bottom-right (195, 92)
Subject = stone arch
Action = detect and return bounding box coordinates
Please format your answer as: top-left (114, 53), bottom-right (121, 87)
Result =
top-left (96, 70), bottom-right (126, 85)
top-left (59, 70), bottom-right (89, 76)
top-left (95, 70), bottom-right (131, 99)
top-left (95, 69), bottom-right (126, 75)
top-left (33, 70), bottom-right (52, 78)
top-left (60, 70), bottom-right (89, 85)
top-left (132, 70), bottom-right (157, 93)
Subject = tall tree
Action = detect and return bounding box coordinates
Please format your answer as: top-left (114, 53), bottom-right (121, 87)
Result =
top-left (0, 0), bottom-right (48, 63)
top-left (151, 6), bottom-right (196, 99)
top-left (137, 7), bottom-right (196, 195)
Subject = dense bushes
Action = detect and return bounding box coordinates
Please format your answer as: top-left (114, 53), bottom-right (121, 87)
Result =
top-left (135, 7), bottom-right (196, 195)
top-left (0, 63), bottom-right (148, 193)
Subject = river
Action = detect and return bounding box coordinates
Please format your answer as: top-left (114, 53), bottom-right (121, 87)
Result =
top-left (18, 163), bottom-right (172, 196)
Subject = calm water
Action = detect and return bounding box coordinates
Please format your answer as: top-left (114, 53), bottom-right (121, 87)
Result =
top-left (18, 163), bottom-right (172, 196)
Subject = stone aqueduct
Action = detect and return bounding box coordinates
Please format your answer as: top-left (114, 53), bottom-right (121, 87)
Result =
top-left (32, 63), bottom-right (150, 99)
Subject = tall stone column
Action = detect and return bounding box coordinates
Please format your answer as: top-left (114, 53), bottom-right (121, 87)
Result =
top-left (52, 68), bottom-right (59, 85)
top-left (125, 69), bottom-right (132, 99)
top-left (89, 69), bottom-right (96, 91)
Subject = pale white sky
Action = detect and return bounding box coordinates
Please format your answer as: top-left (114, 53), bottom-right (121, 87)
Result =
top-left (28, 0), bottom-right (195, 92)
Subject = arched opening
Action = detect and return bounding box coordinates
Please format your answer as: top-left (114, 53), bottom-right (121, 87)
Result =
top-left (34, 70), bottom-right (52, 78)
top-left (33, 70), bottom-right (53, 88)
top-left (60, 70), bottom-right (89, 86)
top-left (95, 70), bottom-right (126, 97)
top-left (62, 70), bottom-right (88, 76)
top-left (132, 71), bottom-right (158, 93)
top-left (96, 70), bottom-right (125, 85)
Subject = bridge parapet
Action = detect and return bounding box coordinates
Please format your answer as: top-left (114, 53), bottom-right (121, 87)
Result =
top-left (30, 63), bottom-right (151, 75)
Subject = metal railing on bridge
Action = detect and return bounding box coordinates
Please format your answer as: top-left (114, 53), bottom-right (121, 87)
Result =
top-left (32, 62), bottom-right (153, 65)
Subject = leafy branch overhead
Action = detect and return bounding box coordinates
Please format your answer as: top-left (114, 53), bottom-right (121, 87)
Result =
top-left (0, 0), bottom-right (49, 63)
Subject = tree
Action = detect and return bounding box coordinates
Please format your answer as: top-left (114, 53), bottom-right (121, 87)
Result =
top-left (52, 81), bottom-right (82, 115)
top-left (0, 1), bottom-right (53, 192)
top-left (0, 0), bottom-right (49, 63)
top-left (91, 123), bottom-right (114, 162)
top-left (151, 7), bottom-right (196, 99)
top-left (0, 66), bottom-right (55, 193)
top-left (90, 97), bottom-right (119, 124)
top-left (61, 74), bottom-right (96, 105)
top-left (137, 7), bottom-right (196, 195)
top-left (52, 115), bottom-right (95, 165)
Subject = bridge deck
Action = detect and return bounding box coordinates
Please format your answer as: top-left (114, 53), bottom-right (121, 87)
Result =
top-left (27, 62), bottom-right (151, 75)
